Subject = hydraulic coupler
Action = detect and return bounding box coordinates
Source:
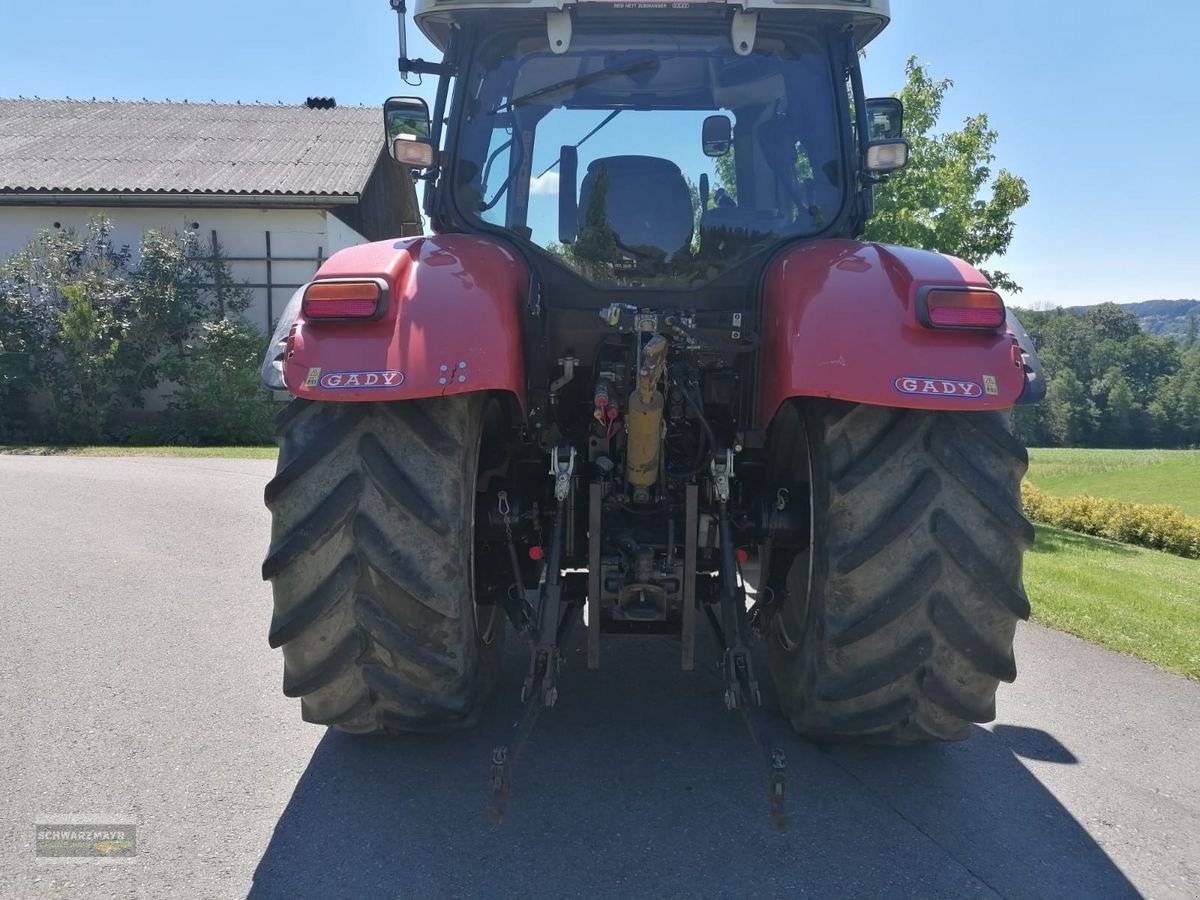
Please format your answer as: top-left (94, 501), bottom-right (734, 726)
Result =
top-left (625, 336), bottom-right (668, 503)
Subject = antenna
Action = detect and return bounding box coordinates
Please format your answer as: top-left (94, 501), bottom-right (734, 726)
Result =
top-left (390, 0), bottom-right (409, 71)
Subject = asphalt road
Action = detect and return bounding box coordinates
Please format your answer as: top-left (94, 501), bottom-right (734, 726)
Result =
top-left (1, 455), bottom-right (1197, 900)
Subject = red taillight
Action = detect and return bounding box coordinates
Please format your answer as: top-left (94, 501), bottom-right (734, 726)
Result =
top-left (302, 280), bottom-right (385, 320)
top-left (920, 289), bottom-right (1006, 330)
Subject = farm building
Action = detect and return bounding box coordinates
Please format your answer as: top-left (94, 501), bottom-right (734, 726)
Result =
top-left (0, 97), bottom-right (422, 331)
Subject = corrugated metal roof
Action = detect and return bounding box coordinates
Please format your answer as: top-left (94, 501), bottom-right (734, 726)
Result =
top-left (0, 98), bottom-right (386, 197)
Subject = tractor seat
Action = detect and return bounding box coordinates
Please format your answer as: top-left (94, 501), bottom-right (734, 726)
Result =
top-left (578, 156), bottom-right (694, 259)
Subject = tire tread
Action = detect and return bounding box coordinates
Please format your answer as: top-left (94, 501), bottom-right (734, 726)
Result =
top-left (262, 396), bottom-right (499, 734)
top-left (769, 403), bottom-right (1031, 745)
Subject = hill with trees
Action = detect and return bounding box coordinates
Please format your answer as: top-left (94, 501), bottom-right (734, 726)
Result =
top-left (1012, 303), bottom-right (1200, 448)
top-left (1067, 299), bottom-right (1199, 342)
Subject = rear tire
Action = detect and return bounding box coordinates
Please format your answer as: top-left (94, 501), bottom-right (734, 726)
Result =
top-left (262, 395), bottom-right (504, 734)
top-left (767, 401), bottom-right (1033, 744)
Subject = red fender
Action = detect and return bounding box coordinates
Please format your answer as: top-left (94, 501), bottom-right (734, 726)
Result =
top-left (758, 240), bottom-right (1027, 427)
top-left (283, 235), bottom-right (529, 411)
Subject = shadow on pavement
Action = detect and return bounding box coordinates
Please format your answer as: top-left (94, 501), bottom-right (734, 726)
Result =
top-left (251, 635), bottom-right (1139, 899)
top-left (990, 724), bottom-right (1079, 764)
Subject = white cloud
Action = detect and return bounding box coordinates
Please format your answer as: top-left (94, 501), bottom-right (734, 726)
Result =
top-left (530, 171), bottom-right (560, 196)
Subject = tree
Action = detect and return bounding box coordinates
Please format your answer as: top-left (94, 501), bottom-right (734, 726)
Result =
top-left (574, 165), bottom-right (617, 267)
top-left (1101, 370), bottom-right (1136, 447)
top-left (863, 58), bottom-right (1031, 293)
top-left (1045, 369), bottom-right (1093, 446)
top-left (1085, 303), bottom-right (1142, 343)
top-left (0, 218), bottom-right (263, 444)
top-left (713, 138), bottom-right (810, 205)
top-left (714, 151), bottom-right (734, 203)
top-left (1010, 302), bottom-right (1199, 448)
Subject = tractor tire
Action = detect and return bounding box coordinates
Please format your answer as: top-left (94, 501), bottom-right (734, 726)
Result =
top-left (766, 401), bottom-right (1034, 744)
top-left (261, 395), bottom-right (505, 734)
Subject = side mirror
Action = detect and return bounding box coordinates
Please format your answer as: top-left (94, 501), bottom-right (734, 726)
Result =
top-left (702, 115), bottom-right (733, 157)
top-left (384, 96), bottom-right (435, 168)
top-left (865, 97), bottom-right (904, 142)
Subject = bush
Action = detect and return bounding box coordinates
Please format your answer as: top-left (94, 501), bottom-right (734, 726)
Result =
top-left (162, 318), bottom-right (276, 445)
top-left (1023, 482), bottom-right (1200, 559)
top-left (0, 217), bottom-right (266, 445)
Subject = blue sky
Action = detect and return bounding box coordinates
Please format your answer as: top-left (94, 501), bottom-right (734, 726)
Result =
top-left (2, 0), bottom-right (1196, 307)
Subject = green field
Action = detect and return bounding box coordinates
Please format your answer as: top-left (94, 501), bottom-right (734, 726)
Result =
top-left (1025, 525), bottom-right (1200, 679)
top-left (0, 446), bottom-right (277, 459)
top-left (1027, 448), bottom-right (1200, 516)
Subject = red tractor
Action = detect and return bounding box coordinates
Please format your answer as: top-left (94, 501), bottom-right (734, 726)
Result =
top-left (261, 0), bottom-right (1043, 826)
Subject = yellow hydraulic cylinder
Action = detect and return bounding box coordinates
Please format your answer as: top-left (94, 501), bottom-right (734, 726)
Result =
top-left (626, 390), bottom-right (665, 492)
top-left (626, 336), bottom-right (668, 497)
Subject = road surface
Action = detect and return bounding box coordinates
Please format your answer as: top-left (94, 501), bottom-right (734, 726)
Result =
top-left (0, 456), bottom-right (1196, 899)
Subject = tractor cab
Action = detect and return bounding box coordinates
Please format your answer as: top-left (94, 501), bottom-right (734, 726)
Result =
top-left (391, 0), bottom-right (906, 292)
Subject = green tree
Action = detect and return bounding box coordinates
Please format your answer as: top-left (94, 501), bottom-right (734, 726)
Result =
top-left (55, 279), bottom-right (127, 442)
top-left (714, 151), bottom-right (735, 203)
top-left (0, 218), bottom-right (258, 443)
top-left (863, 58), bottom-right (1031, 293)
top-left (1044, 368), bottom-right (1094, 446)
top-left (1101, 370), bottom-right (1136, 447)
top-left (162, 318), bottom-right (274, 445)
top-left (574, 165), bottom-right (617, 267)
top-left (713, 141), bottom-right (810, 205)
top-left (1086, 302), bottom-right (1142, 343)
top-left (1012, 302), bottom-right (1195, 448)
top-left (1011, 395), bottom-right (1050, 447)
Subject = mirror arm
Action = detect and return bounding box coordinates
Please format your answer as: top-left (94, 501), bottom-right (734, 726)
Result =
top-left (400, 58), bottom-right (457, 77)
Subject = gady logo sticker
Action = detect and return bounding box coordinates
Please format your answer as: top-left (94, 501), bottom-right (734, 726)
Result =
top-left (894, 376), bottom-right (984, 398)
top-left (319, 370), bottom-right (405, 389)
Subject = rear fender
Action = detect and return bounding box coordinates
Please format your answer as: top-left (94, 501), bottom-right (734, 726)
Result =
top-left (269, 235), bottom-right (530, 412)
top-left (758, 240), bottom-right (1041, 427)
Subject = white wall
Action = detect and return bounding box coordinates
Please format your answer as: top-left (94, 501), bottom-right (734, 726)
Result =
top-left (0, 205), bottom-right (368, 332)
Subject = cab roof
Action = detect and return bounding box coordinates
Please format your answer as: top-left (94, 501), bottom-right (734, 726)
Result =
top-left (413, 0), bottom-right (890, 53)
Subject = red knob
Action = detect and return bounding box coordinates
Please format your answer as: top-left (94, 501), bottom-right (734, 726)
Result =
top-left (528, 546), bottom-right (545, 561)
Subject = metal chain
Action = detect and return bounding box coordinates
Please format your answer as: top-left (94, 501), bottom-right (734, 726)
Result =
top-left (498, 490), bottom-right (513, 543)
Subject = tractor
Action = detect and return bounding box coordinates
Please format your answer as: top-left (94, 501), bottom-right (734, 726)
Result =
top-left (260, 0), bottom-right (1044, 827)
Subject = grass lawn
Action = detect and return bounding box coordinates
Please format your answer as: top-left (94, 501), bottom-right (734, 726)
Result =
top-left (0, 446), bottom-right (277, 459)
top-left (1027, 448), bottom-right (1200, 516)
top-left (1025, 524), bottom-right (1200, 679)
